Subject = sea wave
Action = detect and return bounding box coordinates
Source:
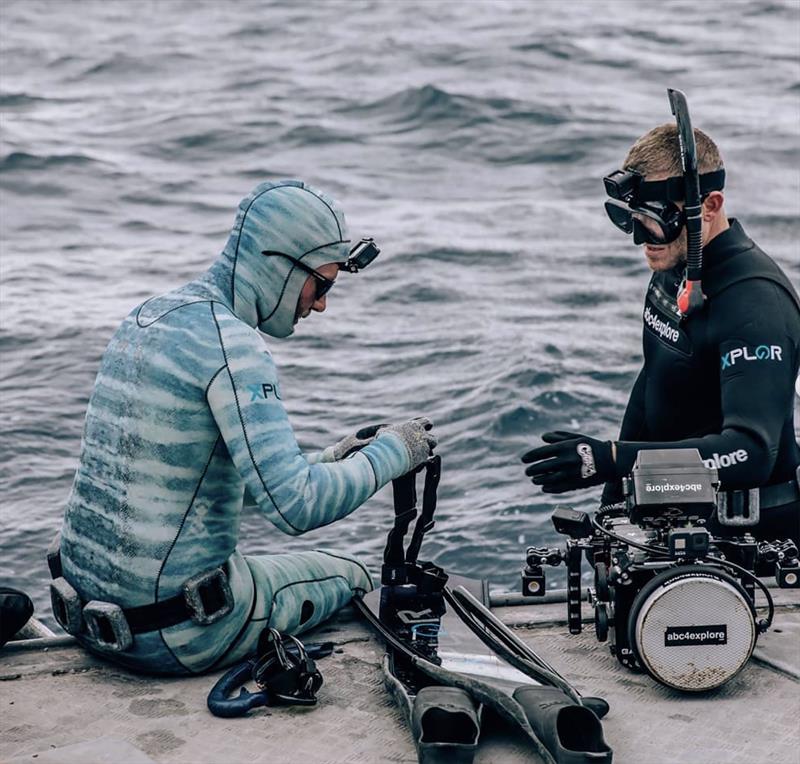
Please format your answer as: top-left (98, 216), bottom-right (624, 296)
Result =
top-left (0, 151), bottom-right (101, 172)
top-left (344, 84), bottom-right (569, 130)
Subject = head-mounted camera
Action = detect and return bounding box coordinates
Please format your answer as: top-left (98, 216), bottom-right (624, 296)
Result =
top-left (603, 168), bottom-right (725, 246)
top-left (342, 238), bottom-right (380, 273)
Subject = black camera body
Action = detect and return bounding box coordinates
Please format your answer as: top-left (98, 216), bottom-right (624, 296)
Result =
top-left (603, 168), bottom-right (640, 202)
top-left (522, 449), bottom-right (799, 692)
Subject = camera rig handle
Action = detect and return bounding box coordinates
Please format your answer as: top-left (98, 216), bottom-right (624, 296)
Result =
top-left (405, 454), bottom-right (441, 566)
top-left (521, 540), bottom-right (585, 634)
top-left (565, 542), bottom-right (583, 634)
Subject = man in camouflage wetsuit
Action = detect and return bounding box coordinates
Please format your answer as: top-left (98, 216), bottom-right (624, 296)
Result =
top-left (52, 181), bottom-right (435, 674)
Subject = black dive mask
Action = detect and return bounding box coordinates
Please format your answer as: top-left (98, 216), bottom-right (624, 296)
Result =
top-left (605, 197), bottom-right (685, 245)
top-left (603, 168), bottom-right (725, 245)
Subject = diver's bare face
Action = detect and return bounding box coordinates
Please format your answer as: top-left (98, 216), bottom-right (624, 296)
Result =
top-left (294, 262), bottom-right (339, 323)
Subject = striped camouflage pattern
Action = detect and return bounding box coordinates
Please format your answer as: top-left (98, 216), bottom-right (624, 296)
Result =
top-left (59, 181), bottom-right (411, 674)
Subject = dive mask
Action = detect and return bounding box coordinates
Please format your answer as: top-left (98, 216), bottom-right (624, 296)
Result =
top-left (603, 168), bottom-right (725, 245)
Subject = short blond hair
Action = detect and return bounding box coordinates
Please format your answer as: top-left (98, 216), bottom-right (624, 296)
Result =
top-left (624, 123), bottom-right (723, 177)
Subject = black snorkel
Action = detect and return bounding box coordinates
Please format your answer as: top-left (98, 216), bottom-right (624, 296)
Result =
top-left (667, 88), bottom-right (705, 319)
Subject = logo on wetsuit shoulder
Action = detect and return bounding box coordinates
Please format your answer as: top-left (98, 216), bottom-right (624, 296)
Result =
top-left (247, 382), bottom-right (282, 401)
top-left (720, 345), bottom-right (783, 370)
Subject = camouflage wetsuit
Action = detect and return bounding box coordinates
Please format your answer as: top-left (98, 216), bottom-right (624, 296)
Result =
top-left (59, 181), bottom-right (412, 674)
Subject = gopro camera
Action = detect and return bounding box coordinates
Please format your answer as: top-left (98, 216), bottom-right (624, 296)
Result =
top-left (343, 238), bottom-right (380, 273)
top-left (603, 169), bottom-right (641, 203)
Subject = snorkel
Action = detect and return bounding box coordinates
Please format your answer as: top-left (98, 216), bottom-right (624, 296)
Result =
top-left (668, 88), bottom-right (705, 319)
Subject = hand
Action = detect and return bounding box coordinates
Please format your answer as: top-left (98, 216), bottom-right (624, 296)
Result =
top-left (521, 431), bottom-right (615, 494)
top-left (326, 423), bottom-right (389, 461)
top-left (379, 417), bottom-right (437, 470)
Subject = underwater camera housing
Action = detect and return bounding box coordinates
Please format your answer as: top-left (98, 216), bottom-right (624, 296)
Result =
top-left (521, 449), bottom-right (800, 692)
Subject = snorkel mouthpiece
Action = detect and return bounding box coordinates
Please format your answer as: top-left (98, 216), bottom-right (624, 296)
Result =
top-left (668, 88), bottom-right (706, 319)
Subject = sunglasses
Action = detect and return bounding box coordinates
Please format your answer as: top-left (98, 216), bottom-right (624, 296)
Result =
top-left (261, 238), bottom-right (381, 301)
top-left (261, 250), bottom-right (337, 301)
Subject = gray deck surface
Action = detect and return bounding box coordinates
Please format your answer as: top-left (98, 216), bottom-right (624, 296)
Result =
top-left (2, 590), bottom-right (799, 764)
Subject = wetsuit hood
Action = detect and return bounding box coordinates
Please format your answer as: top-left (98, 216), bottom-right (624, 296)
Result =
top-left (208, 180), bottom-right (350, 337)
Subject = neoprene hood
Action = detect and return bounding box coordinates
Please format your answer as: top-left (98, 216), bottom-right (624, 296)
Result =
top-left (218, 180), bottom-right (350, 338)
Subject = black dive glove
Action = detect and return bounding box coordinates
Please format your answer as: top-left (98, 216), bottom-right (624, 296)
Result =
top-left (521, 431), bottom-right (616, 494)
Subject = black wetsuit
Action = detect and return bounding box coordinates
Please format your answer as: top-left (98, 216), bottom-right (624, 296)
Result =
top-left (604, 219), bottom-right (800, 541)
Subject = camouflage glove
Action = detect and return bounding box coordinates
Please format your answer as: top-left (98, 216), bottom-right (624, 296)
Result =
top-left (378, 417), bottom-right (437, 470)
top-left (322, 423), bottom-right (388, 462)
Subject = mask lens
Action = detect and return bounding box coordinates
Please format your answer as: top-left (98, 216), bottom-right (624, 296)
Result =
top-left (632, 218), bottom-right (665, 246)
top-left (632, 211), bottom-right (669, 243)
top-left (604, 199), bottom-right (634, 234)
top-left (605, 199), bottom-right (685, 245)
top-left (633, 203), bottom-right (684, 245)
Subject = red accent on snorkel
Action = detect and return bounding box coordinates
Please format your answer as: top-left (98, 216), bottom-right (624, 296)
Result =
top-left (677, 278), bottom-right (705, 318)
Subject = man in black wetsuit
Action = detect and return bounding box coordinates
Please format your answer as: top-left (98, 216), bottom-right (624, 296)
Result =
top-left (522, 122), bottom-right (800, 544)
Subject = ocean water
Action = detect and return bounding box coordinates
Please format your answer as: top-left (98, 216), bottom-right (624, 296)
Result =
top-left (1, 0), bottom-right (798, 627)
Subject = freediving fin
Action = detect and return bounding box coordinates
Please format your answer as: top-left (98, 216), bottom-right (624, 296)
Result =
top-left (579, 696), bottom-right (610, 720)
top-left (361, 459), bottom-right (614, 764)
top-left (513, 685), bottom-right (612, 764)
top-left (382, 653), bottom-right (481, 764)
top-left (414, 685), bottom-right (481, 764)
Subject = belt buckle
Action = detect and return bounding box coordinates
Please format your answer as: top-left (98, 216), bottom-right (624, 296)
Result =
top-left (83, 600), bottom-right (133, 651)
top-left (49, 577), bottom-right (84, 635)
top-left (717, 488), bottom-right (760, 526)
top-left (182, 567), bottom-right (234, 626)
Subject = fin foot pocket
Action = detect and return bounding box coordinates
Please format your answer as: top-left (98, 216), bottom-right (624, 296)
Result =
top-left (413, 685), bottom-right (480, 764)
top-left (512, 685), bottom-right (613, 764)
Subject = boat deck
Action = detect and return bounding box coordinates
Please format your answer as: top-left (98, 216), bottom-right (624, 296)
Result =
top-left (3, 587), bottom-right (799, 764)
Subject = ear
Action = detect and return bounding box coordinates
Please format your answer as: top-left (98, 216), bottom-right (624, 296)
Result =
top-left (702, 190), bottom-right (724, 220)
